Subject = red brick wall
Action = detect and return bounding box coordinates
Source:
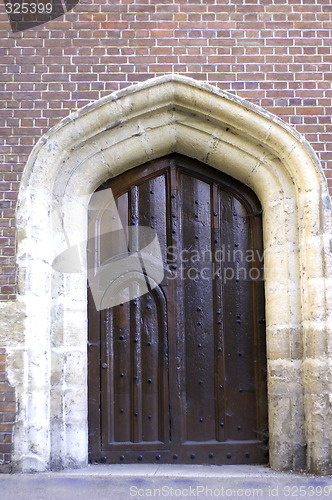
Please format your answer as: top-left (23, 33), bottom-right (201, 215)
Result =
top-left (1, 0), bottom-right (332, 299)
top-left (0, 348), bottom-right (16, 473)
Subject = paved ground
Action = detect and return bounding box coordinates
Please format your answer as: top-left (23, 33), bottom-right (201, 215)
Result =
top-left (0, 464), bottom-right (331, 500)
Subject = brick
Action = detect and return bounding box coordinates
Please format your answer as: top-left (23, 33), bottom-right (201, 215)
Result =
top-left (0, 464), bottom-right (12, 473)
top-left (0, 433), bottom-right (12, 444)
top-left (0, 412), bottom-right (15, 422)
top-left (0, 443), bottom-right (12, 453)
top-left (4, 393), bottom-right (15, 403)
top-left (0, 422), bottom-right (13, 434)
top-left (0, 402), bottom-right (16, 412)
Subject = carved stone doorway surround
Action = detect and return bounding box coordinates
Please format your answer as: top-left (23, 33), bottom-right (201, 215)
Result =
top-left (12, 75), bottom-right (332, 474)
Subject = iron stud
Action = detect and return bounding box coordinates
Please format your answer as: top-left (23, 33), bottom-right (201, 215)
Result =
top-left (134, 412), bottom-right (138, 417)
top-left (120, 409), bottom-right (124, 413)
top-left (101, 363), bottom-right (107, 369)
top-left (120, 372), bottom-right (124, 377)
top-left (148, 379), bottom-right (152, 384)
top-left (199, 417), bottom-right (203, 423)
top-left (134, 376), bottom-right (138, 381)
top-left (150, 190), bottom-right (154, 194)
top-left (173, 454), bottom-right (178, 460)
top-left (194, 214), bottom-right (198, 218)
top-left (218, 321), bottom-right (222, 325)
top-left (197, 321), bottom-right (202, 326)
top-left (151, 225), bottom-right (154, 229)
top-left (148, 415), bottom-right (152, 420)
top-left (209, 452), bottom-right (214, 459)
top-left (134, 338), bottom-right (138, 343)
top-left (227, 453), bottom-right (232, 459)
top-left (171, 194), bottom-right (176, 199)
top-left (133, 301), bottom-right (137, 307)
top-left (119, 335), bottom-right (124, 340)
top-left (214, 212), bottom-right (218, 216)
top-left (191, 453), bottom-right (196, 459)
top-left (199, 380), bottom-right (203, 385)
top-left (120, 455), bottom-right (125, 461)
top-left (218, 348), bottom-right (222, 352)
top-left (146, 305), bottom-right (151, 310)
top-left (138, 455), bottom-right (143, 461)
top-left (156, 455), bottom-right (161, 460)
top-left (198, 343), bottom-right (202, 348)
top-left (151, 215), bottom-right (155, 219)
top-left (220, 422), bottom-right (224, 427)
top-left (219, 385), bottom-right (223, 390)
top-left (245, 452), bottom-right (250, 459)
top-left (197, 307), bottom-right (202, 311)
top-left (195, 200), bottom-right (198, 204)
top-left (147, 342), bottom-right (151, 346)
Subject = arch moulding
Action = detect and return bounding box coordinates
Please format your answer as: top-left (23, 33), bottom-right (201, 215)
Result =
top-left (9, 75), bottom-right (332, 474)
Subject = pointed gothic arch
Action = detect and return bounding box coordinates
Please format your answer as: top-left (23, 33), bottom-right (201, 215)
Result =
top-left (14, 75), bottom-right (332, 474)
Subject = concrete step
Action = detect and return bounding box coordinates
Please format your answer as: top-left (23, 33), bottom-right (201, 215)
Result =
top-left (0, 464), bottom-right (331, 500)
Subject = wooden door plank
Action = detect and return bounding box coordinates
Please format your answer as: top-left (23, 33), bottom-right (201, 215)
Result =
top-left (212, 183), bottom-right (226, 442)
top-left (180, 172), bottom-right (216, 442)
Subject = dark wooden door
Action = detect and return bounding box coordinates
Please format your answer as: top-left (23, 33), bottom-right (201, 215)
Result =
top-left (88, 154), bottom-right (268, 465)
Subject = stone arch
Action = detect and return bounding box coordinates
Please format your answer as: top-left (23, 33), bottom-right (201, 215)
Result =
top-left (14, 75), bottom-right (332, 473)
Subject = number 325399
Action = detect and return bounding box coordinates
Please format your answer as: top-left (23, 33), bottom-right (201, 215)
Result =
top-left (5, 3), bottom-right (53, 14)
